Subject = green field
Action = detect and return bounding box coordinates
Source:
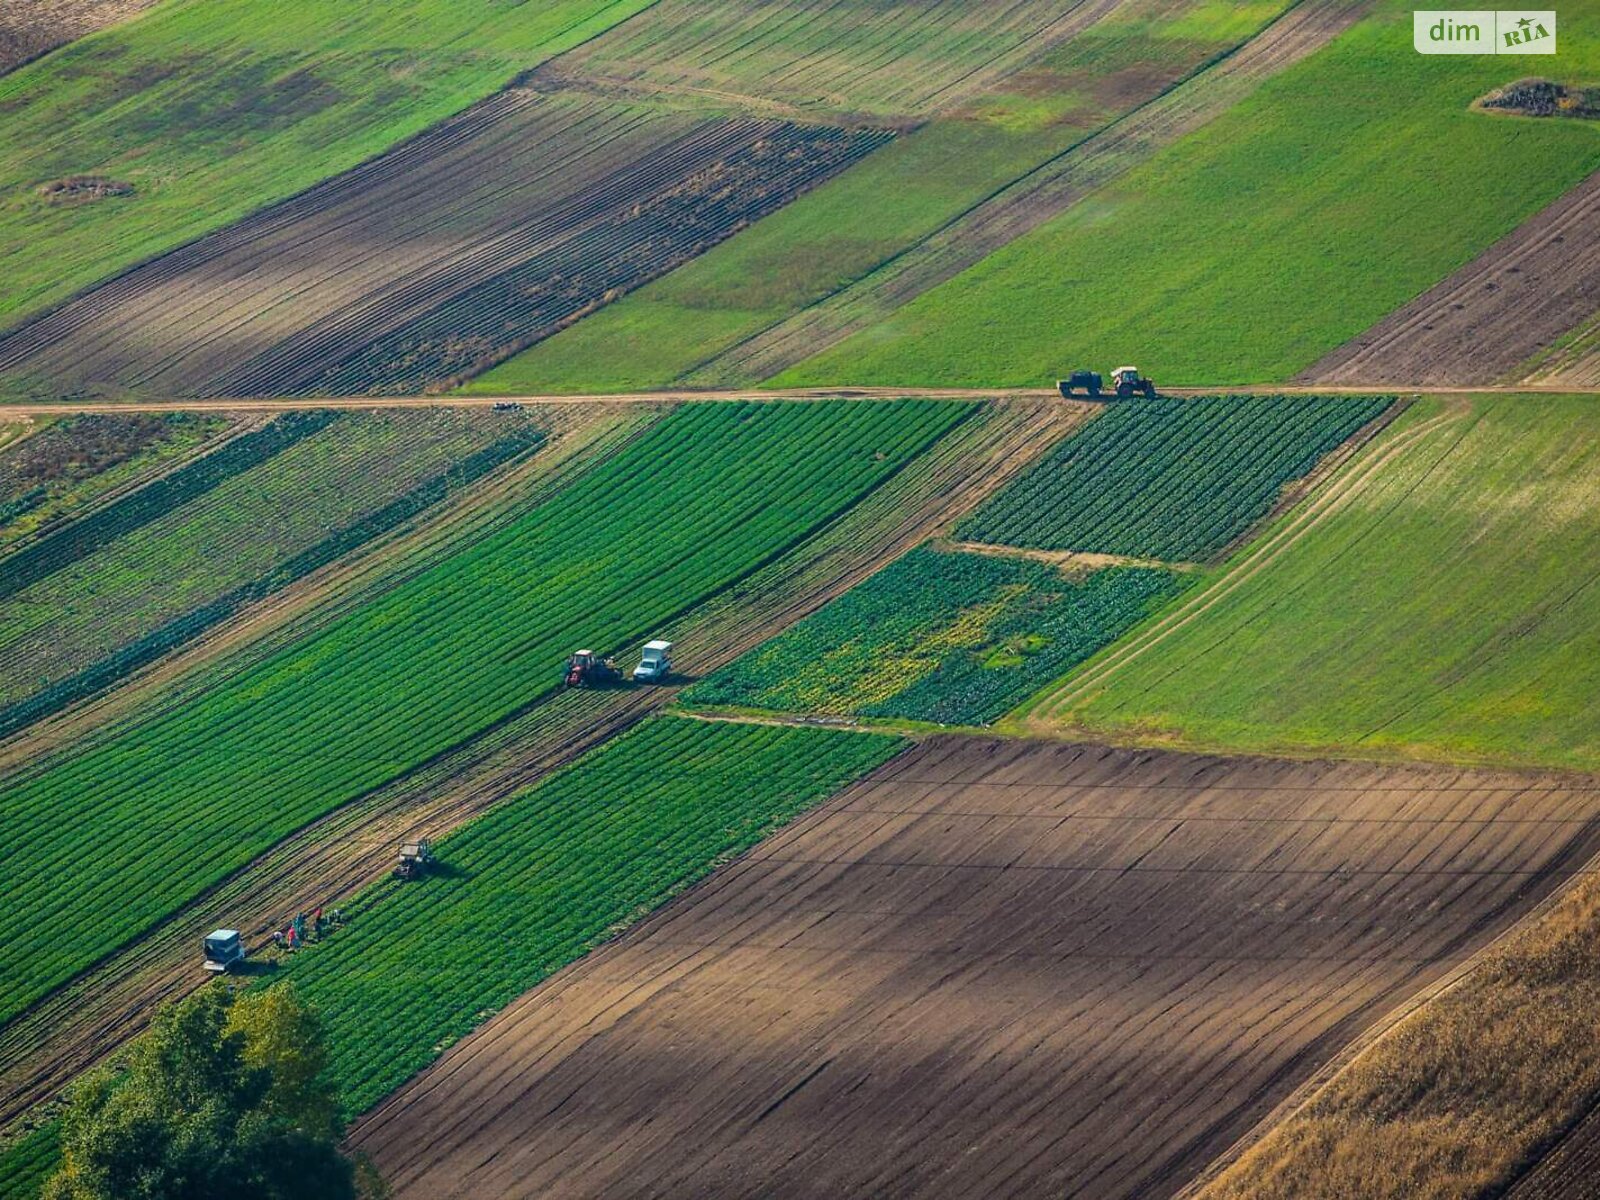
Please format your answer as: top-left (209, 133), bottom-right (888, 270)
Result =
top-left (686, 546), bottom-right (1187, 726)
top-left (958, 396), bottom-right (1391, 561)
top-left (0, 414), bottom-right (228, 548)
top-left (779, 1), bottom-right (1600, 387)
top-left (464, 0), bottom-right (1292, 395)
top-left (0, 399), bottom-right (967, 1028)
top-left (1027, 395), bottom-right (1600, 772)
top-left (281, 716), bottom-right (903, 1112)
top-left (0, 409), bottom-right (546, 737)
top-left (0, 0), bottom-right (653, 328)
top-left (0, 1123), bottom-right (55, 1200)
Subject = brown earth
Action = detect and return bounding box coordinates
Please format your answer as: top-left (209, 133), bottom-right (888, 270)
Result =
top-left (1302, 168), bottom-right (1600, 388)
top-left (0, 0), bottom-right (154, 76)
top-left (1511, 1106), bottom-right (1600, 1199)
top-left (0, 399), bottom-right (1081, 1132)
top-left (0, 93), bottom-right (885, 400)
top-left (352, 734), bottom-right (1600, 1200)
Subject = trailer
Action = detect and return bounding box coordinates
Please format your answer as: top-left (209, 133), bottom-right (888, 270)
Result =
top-left (202, 928), bottom-right (245, 974)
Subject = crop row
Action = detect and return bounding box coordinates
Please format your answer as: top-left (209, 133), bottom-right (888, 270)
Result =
top-left (0, 1122), bottom-right (55, 1200)
top-left (0, 412), bottom-right (337, 604)
top-left (0, 425), bottom-right (545, 741)
top-left (555, 0), bottom-right (1096, 117)
top-left (0, 414), bottom-right (227, 551)
top-left (279, 715), bottom-right (903, 1113)
top-left (957, 395), bottom-right (1393, 562)
top-left (300, 121), bottom-right (891, 396)
top-left (0, 410), bottom-right (540, 712)
top-left (687, 545), bottom-right (1187, 725)
top-left (0, 399), bottom-right (967, 1027)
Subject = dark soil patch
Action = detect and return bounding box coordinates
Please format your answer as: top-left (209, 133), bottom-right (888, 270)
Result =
top-left (1479, 78), bottom-right (1600, 119)
top-left (37, 175), bottom-right (134, 203)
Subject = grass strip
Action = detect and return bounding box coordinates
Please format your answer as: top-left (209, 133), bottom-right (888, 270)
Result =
top-left (0, 427), bottom-right (544, 740)
top-left (0, 412), bottom-right (339, 603)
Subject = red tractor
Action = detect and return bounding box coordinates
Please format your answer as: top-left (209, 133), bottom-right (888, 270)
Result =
top-left (564, 649), bottom-right (621, 688)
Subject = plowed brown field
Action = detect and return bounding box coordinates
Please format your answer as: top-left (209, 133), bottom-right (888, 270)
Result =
top-left (353, 735), bottom-right (1600, 1200)
top-left (0, 93), bottom-right (885, 399)
top-left (0, 0), bottom-right (153, 75)
top-left (1303, 168), bottom-right (1600, 388)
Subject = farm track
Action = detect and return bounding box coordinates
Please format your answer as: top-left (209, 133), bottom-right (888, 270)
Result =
top-left (685, 0), bottom-right (1374, 386)
top-left (0, 398), bottom-right (1075, 1132)
top-left (2, 382), bottom-right (1597, 419)
top-left (0, 90), bottom-right (885, 399)
top-left (1304, 168), bottom-right (1600, 388)
top-left (351, 735), bottom-right (1600, 1200)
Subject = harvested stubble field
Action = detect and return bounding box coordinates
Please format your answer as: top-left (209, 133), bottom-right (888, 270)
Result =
top-left (0, 408), bottom-right (546, 738)
top-left (0, 92), bottom-right (885, 399)
top-left (353, 734), bottom-right (1600, 1199)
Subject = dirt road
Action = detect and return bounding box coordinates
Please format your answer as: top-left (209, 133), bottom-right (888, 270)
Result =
top-left (353, 735), bottom-right (1600, 1199)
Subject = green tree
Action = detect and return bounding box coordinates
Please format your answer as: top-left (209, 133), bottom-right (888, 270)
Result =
top-left (44, 983), bottom-right (377, 1200)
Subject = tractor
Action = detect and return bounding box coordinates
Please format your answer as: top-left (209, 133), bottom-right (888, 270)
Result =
top-left (1109, 366), bottom-right (1157, 399)
top-left (395, 839), bottom-right (436, 881)
top-left (1058, 371), bottom-right (1103, 398)
top-left (565, 649), bottom-right (621, 688)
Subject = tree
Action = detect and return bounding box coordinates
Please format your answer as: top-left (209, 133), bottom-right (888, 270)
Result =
top-left (44, 983), bottom-right (381, 1200)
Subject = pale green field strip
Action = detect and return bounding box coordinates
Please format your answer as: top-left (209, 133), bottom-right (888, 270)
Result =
top-left (0, 412), bottom-right (230, 550)
top-left (0, 399), bottom-right (966, 1031)
top-left (1023, 395), bottom-right (1600, 773)
top-left (469, 0), bottom-right (1297, 395)
top-left (0, 411), bottom-right (546, 737)
top-left (780, 1), bottom-right (1600, 388)
top-left (0, 0), bottom-right (655, 329)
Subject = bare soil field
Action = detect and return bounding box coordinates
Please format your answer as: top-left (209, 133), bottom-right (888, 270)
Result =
top-left (0, 91), bottom-right (884, 400)
top-left (1304, 168), bottom-right (1600, 387)
top-left (0, 398), bottom-right (1078, 1133)
top-left (0, 0), bottom-right (153, 76)
top-left (690, 0), bottom-right (1372, 385)
top-left (1512, 1108), bottom-right (1600, 1199)
top-left (352, 735), bottom-right (1600, 1200)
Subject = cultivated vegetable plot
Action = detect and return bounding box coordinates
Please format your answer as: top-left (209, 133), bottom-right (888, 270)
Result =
top-left (0, 409), bottom-right (545, 737)
top-left (0, 399), bottom-right (965, 1028)
top-left (687, 546), bottom-right (1186, 725)
top-left (286, 716), bottom-right (903, 1113)
top-left (958, 395), bottom-right (1390, 561)
top-left (0, 414), bottom-right (228, 550)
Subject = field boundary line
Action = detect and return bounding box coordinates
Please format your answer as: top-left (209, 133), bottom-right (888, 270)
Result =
top-left (1024, 400), bottom-right (1467, 721)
